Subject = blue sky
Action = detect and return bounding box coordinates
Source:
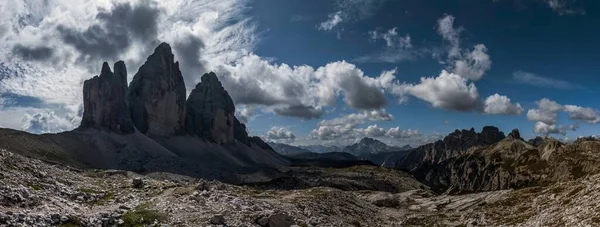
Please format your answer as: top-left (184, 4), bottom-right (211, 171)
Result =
top-left (0, 0), bottom-right (598, 146)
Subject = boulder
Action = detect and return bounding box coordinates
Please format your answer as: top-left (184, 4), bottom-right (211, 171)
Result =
top-left (128, 42), bottom-right (187, 137)
top-left (81, 61), bottom-right (134, 133)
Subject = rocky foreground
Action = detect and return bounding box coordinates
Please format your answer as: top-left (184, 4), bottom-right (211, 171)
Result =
top-left (1, 148), bottom-right (600, 227)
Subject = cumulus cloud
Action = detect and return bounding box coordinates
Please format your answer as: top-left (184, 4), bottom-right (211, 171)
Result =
top-left (360, 124), bottom-right (387, 137)
top-left (217, 58), bottom-right (390, 115)
top-left (525, 98), bottom-right (598, 136)
top-left (21, 111), bottom-right (79, 134)
top-left (563, 105), bottom-right (600, 124)
top-left (57, 2), bottom-right (161, 60)
top-left (235, 105), bottom-right (257, 124)
top-left (526, 98), bottom-right (563, 125)
top-left (396, 70), bottom-right (480, 111)
top-left (533, 121), bottom-right (578, 135)
top-left (318, 109), bottom-right (393, 127)
top-left (437, 15), bottom-right (491, 81)
top-left (12, 45), bottom-right (54, 61)
top-left (265, 126), bottom-right (296, 143)
top-left (451, 44), bottom-right (491, 81)
top-left (309, 109), bottom-right (392, 140)
top-left (483, 94), bottom-right (523, 115)
top-left (308, 109), bottom-right (419, 142)
top-left (274, 105), bottom-right (323, 120)
top-left (513, 71), bottom-right (582, 90)
top-left (386, 127), bottom-right (421, 138)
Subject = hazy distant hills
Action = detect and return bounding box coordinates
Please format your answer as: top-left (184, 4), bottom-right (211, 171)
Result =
top-left (298, 145), bottom-right (343, 153)
top-left (269, 137), bottom-right (413, 166)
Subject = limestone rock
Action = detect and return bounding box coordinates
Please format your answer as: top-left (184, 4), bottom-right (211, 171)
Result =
top-left (128, 43), bottom-right (187, 137)
top-left (185, 72), bottom-right (236, 144)
top-left (479, 126), bottom-right (505, 144)
top-left (506, 129), bottom-right (522, 140)
top-left (81, 61), bottom-right (134, 134)
top-left (233, 117), bottom-right (250, 145)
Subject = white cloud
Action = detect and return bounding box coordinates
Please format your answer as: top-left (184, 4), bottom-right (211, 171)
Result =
top-left (21, 111), bottom-right (80, 134)
top-left (317, 11), bottom-right (343, 31)
top-left (483, 93), bottom-right (523, 115)
top-left (526, 98), bottom-right (598, 136)
top-left (533, 121), bottom-right (563, 135)
top-left (0, 0), bottom-right (260, 133)
top-left (318, 109), bottom-right (393, 127)
top-left (360, 124), bottom-right (387, 137)
top-left (369, 28), bottom-right (412, 49)
top-left (526, 98), bottom-right (563, 125)
top-left (533, 121), bottom-right (578, 135)
top-left (217, 57), bottom-right (391, 115)
top-left (437, 15), bottom-right (462, 58)
top-left (563, 105), bottom-right (600, 124)
top-left (396, 70), bottom-right (480, 111)
top-left (437, 15), bottom-right (491, 81)
top-left (386, 127), bottom-right (421, 138)
top-left (451, 44), bottom-right (491, 81)
top-left (513, 71), bottom-right (582, 89)
top-left (235, 105), bottom-right (257, 124)
top-left (265, 126), bottom-right (296, 143)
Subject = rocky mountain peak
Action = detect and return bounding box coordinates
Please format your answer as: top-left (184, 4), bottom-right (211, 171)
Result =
top-left (186, 72), bottom-right (246, 144)
top-left (128, 42), bottom-right (187, 137)
top-left (506, 129), bottom-right (522, 140)
top-left (479, 126), bottom-right (505, 144)
top-left (80, 61), bottom-right (134, 134)
top-left (101, 62), bottom-right (112, 75)
top-left (359, 137), bottom-right (380, 145)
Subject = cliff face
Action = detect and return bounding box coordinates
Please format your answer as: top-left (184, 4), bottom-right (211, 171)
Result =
top-left (396, 126), bottom-right (506, 171)
top-left (185, 72), bottom-right (236, 144)
top-left (81, 61), bottom-right (134, 134)
top-left (128, 43), bottom-right (187, 137)
top-left (397, 127), bottom-right (600, 194)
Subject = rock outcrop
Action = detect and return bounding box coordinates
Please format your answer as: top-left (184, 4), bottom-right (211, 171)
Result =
top-left (128, 43), bottom-right (187, 137)
top-left (506, 128), bottom-right (522, 140)
top-left (81, 61), bottom-right (134, 133)
top-left (185, 72), bottom-right (244, 144)
top-left (397, 126), bottom-right (505, 171)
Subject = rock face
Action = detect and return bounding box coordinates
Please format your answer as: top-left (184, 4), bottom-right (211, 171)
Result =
top-left (185, 72), bottom-right (239, 144)
top-left (506, 129), bottom-right (522, 140)
top-left (397, 126), bottom-right (506, 172)
top-left (395, 127), bottom-right (600, 194)
top-left (81, 61), bottom-right (134, 134)
top-left (128, 43), bottom-right (187, 137)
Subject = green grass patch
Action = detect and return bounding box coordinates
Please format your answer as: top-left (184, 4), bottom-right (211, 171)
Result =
top-left (121, 202), bottom-right (168, 227)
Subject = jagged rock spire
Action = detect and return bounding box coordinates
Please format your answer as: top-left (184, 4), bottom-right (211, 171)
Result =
top-left (185, 72), bottom-right (242, 144)
top-left (128, 42), bottom-right (187, 137)
top-left (81, 61), bottom-right (134, 133)
top-left (507, 129), bottom-right (522, 140)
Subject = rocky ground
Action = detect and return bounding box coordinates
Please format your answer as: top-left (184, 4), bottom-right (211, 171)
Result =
top-left (1, 148), bottom-right (600, 227)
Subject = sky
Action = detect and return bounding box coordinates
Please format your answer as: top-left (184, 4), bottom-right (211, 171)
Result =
top-left (0, 0), bottom-right (599, 147)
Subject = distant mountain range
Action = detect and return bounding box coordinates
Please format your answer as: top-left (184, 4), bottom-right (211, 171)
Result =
top-left (269, 137), bottom-right (413, 166)
top-left (298, 145), bottom-right (343, 153)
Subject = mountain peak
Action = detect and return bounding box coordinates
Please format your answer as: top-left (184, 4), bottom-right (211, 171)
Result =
top-left (128, 42), bottom-right (187, 137)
